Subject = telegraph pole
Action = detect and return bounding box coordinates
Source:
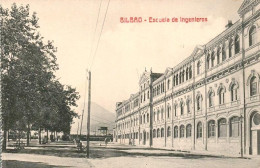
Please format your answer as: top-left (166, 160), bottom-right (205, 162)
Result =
top-left (87, 71), bottom-right (91, 158)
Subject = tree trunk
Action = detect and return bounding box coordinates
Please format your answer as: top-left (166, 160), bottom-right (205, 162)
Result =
top-left (46, 129), bottom-right (49, 143)
top-left (39, 128), bottom-right (42, 144)
top-left (2, 129), bottom-right (7, 151)
top-left (27, 124), bottom-right (30, 146)
top-left (8, 130), bottom-right (10, 142)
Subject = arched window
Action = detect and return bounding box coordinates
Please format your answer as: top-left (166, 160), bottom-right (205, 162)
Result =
top-left (228, 39), bottom-right (232, 58)
top-left (197, 122), bottom-right (202, 138)
top-left (250, 76), bottom-right (257, 96)
top-left (147, 91), bottom-right (149, 99)
top-left (167, 105), bottom-right (171, 118)
top-left (186, 99), bottom-right (191, 113)
top-left (161, 128), bottom-right (164, 137)
top-left (173, 76), bottom-right (176, 86)
top-left (211, 51), bottom-right (215, 67)
top-left (219, 88), bottom-right (225, 105)
top-left (153, 129), bottom-right (156, 138)
top-left (186, 124), bottom-right (192, 137)
top-left (157, 128), bottom-right (160, 138)
top-left (209, 92), bottom-right (214, 107)
top-left (207, 54), bottom-right (210, 69)
top-left (147, 113), bottom-right (149, 123)
top-left (176, 74), bottom-right (179, 85)
top-left (235, 35), bottom-right (240, 54)
top-left (222, 44), bottom-right (226, 61)
top-left (217, 47), bottom-right (220, 64)
top-left (174, 104), bottom-right (177, 117)
top-left (218, 118), bottom-right (227, 137)
top-left (157, 109), bottom-right (160, 120)
top-left (180, 125), bottom-right (185, 138)
top-left (161, 107), bottom-right (164, 120)
top-left (231, 84), bottom-right (238, 101)
top-left (167, 126), bottom-right (171, 137)
top-left (174, 126), bottom-right (178, 138)
top-left (230, 116), bottom-right (240, 137)
top-left (179, 72), bottom-right (182, 84)
top-left (167, 79), bottom-right (171, 90)
top-left (197, 95), bottom-right (202, 111)
top-left (154, 111), bottom-right (156, 121)
top-left (189, 66), bottom-right (192, 79)
top-left (186, 67), bottom-right (189, 80)
top-left (197, 61), bottom-right (201, 75)
top-left (180, 101), bottom-right (184, 115)
top-left (249, 26), bottom-right (256, 47)
top-left (208, 120), bottom-right (215, 137)
top-left (158, 85), bottom-right (161, 95)
top-left (143, 114), bottom-right (145, 123)
top-left (182, 70), bottom-right (185, 82)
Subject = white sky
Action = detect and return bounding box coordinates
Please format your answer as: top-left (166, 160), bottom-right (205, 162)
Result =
top-left (3, 0), bottom-right (244, 130)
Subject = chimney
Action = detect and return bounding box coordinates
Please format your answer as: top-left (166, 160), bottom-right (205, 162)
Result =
top-left (225, 20), bottom-right (233, 28)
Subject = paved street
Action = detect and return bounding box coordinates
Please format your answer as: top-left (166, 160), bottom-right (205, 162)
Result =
top-left (2, 141), bottom-right (260, 168)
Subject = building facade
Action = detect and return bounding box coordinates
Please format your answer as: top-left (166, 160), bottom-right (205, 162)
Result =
top-left (114, 0), bottom-right (260, 156)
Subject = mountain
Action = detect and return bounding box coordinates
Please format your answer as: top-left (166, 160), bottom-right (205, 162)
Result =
top-left (71, 102), bottom-right (116, 135)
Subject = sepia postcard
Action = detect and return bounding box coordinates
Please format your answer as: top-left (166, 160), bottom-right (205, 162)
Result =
top-left (1, 0), bottom-right (260, 167)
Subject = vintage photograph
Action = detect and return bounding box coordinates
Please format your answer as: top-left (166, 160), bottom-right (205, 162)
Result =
top-left (1, 0), bottom-right (260, 167)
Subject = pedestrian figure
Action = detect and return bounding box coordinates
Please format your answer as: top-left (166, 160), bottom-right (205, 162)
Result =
top-left (104, 137), bottom-right (108, 146)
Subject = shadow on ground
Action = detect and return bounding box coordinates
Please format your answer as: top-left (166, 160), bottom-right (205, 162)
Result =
top-left (2, 160), bottom-right (70, 168)
top-left (4, 144), bottom-right (229, 160)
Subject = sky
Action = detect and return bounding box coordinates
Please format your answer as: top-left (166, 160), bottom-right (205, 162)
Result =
top-left (2, 0), bottom-right (244, 132)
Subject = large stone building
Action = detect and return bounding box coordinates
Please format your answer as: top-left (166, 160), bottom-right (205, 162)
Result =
top-left (114, 0), bottom-right (260, 156)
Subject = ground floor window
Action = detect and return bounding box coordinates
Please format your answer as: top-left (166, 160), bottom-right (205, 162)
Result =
top-left (230, 116), bottom-right (239, 137)
top-left (186, 124), bottom-right (192, 137)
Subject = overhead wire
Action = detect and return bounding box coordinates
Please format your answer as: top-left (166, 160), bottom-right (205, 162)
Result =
top-left (89, 0), bottom-right (110, 70)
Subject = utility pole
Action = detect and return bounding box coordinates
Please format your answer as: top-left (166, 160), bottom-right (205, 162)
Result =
top-left (87, 70), bottom-right (91, 158)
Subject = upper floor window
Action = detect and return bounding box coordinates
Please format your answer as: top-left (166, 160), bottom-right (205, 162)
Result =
top-left (222, 44), bottom-right (226, 61)
top-left (186, 67), bottom-right (189, 80)
top-left (197, 95), bottom-right (202, 111)
top-left (157, 109), bottom-right (160, 120)
top-left (186, 99), bottom-right (191, 113)
top-left (207, 55), bottom-right (210, 69)
top-left (167, 79), bottom-right (171, 90)
top-left (174, 104), bottom-right (177, 116)
top-left (189, 66), bottom-right (192, 79)
top-left (176, 74), bottom-right (179, 85)
top-left (250, 76), bottom-right (257, 96)
top-left (209, 92), bottom-right (214, 107)
top-left (154, 111), bottom-right (156, 121)
top-left (180, 101), bottom-right (184, 115)
top-left (249, 26), bottom-right (257, 47)
top-left (161, 107), bottom-right (164, 120)
top-left (167, 105), bottom-right (171, 118)
top-left (231, 84), bottom-right (238, 101)
top-left (179, 72), bottom-right (182, 84)
top-left (182, 70), bottom-right (185, 82)
top-left (197, 61), bottom-right (201, 75)
top-left (217, 47), bottom-right (220, 64)
top-left (235, 35), bottom-right (240, 54)
top-left (219, 88), bottom-right (225, 105)
top-left (211, 51), bottom-right (215, 67)
top-left (147, 91), bottom-right (149, 99)
top-left (197, 122), bottom-right (202, 138)
top-left (228, 40), bottom-right (233, 58)
top-left (173, 76), bottom-right (175, 86)
top-left (147, 113), bottom-right (149, 123)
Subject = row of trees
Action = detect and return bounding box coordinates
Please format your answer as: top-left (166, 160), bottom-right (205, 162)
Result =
top-left (1, 4), bottom-right (80, 150)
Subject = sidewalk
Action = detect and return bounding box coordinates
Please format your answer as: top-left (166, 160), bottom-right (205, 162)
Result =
top-left (99, 142), bottom-right (256, 159)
